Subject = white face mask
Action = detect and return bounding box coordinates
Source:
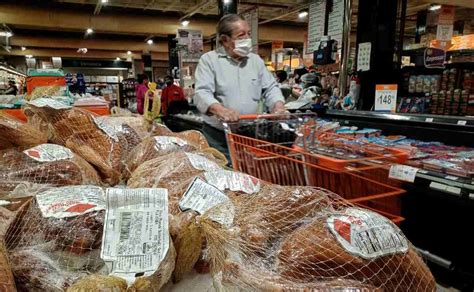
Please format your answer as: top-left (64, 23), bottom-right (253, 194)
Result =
top-left (233, 38), bottom-right (252, 57)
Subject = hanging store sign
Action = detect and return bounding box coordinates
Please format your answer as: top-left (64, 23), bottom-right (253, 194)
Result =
top-left (307, 0), bottom-right (326, 54)
top-left (424, 48), bottom-right (445, 69)
top-left (62, 59), bottom-right (132, 69)
top-left (177, 29), bottom-right (203, 62)
top-left (374, 84), bottom-right (398, 112)
top-left (327, 0), bottom-right (345, 48)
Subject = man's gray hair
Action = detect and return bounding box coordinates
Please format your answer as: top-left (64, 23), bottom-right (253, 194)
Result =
top-left (217, 14), bottom-right (245, 44)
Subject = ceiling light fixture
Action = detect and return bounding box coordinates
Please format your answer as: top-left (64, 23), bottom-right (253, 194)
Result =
top-left (429, 4), bottom-right (441, 11)
top-left (127, 51), bottom-right (132, 55)
top-left (181, 20), bottom-right (190, 27)
top-left (223, 0), bottom-right (232, 3)
top-left (147, 39), bottom-right (153, 45)
top-left (298, 10), bottom-right (309, 18)
top-left (21, 47), bottom-right (26, 51)
top-left (0, 32), bottom-right (13, 37)
top-left (86, 28), bottom-right (94, 34)
top-left (101, 0), bottom-right (108, 3)
top-left (77, 48), bottom-right (88, 54)
top-left (25, 55), bottom-right (33, 58)
top-left (116, 57), bottom-right (121, 61)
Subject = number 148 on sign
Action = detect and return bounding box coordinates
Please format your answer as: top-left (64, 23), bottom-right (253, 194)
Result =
top-left (375, 84), bottom-right (398, 112)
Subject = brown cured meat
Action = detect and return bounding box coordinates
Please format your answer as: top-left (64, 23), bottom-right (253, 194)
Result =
top-left (123, 136), bottom-right (196, 180)
top-left (0, 112), bottom-right (47, 150)
top-left (65, 132), bottom-right (122, 185)
top-left (276, 218), bottom-right (436, 291)
top-left (0, 147), bottom-right (101, 197)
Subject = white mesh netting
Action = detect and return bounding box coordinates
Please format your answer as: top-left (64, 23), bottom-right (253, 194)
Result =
top-left (24, 100), bottom-right (149, 185)
top-left (0, 112), bottom-right (48, 150)
top-left (0, 144), bottom-right (101, 197)
top-left (0, 185), bottom-right (176, 291)
top-left (197, 184), bottom-right (436, 291)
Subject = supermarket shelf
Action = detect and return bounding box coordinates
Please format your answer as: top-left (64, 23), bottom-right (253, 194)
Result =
top-left (323, 110), bottom-right (474, 146)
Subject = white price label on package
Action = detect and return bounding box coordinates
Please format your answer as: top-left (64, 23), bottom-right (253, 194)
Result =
top-left (389, 164), bottom-right (419, 183)
top-left (101, 188), bottom-right (169, 284)
top-left (374, 84), bottom-right (398, 112)
top-left (179, 177), bottom-right (231, 215)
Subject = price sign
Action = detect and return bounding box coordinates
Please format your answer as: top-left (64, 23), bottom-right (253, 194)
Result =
top-left (389, 164), bottom-right (419, 183)
top-left (375, 84), bottom-right (398, 112)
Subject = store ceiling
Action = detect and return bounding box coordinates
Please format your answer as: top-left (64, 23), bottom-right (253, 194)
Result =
top-left (1, 0), bottom-right (473, 61)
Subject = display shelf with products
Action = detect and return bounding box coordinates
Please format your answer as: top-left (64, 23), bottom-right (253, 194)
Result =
top-left (121, 78), bottom-right (136, 110)
top-left (0, 65), bottom-right (27, 95)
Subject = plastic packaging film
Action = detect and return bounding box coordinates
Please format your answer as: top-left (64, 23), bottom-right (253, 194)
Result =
top-left (0, 144), bottom-right (101, 198)
top-left (197, 184), bottom-right (436, 291)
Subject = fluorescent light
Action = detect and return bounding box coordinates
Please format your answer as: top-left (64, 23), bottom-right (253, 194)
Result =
top-left (21, 47), bottom-right (26, 51)
top-left (127, 51), bottom-right (132, 55)
top-left (223, 0), bottom-right (232, 3)
top-left (101, 0), bottom-right (108, 3)
top-left (0, 32), bottom-right (13, 37)
top-left (86, 28), bottom-right (94, 34)
top-left (147, 39), bottom-right (153, 45)
top-left (429, 4), bottom-right (441, 11)
top-left (181, 20), bottom-right (190, 27)
top-left (25, 55), bottom-right (33, 58)
top-left (298, 11), bottom-right (308, 18)
top-left (116, 57), bottom-right (121, 61)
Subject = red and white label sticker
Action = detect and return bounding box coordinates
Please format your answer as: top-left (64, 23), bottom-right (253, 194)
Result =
top-left (36, 185), bottom-right (105, 218)
top-left (204, 170), bottom-right (261, 194)
top-left (24, 144), bottom-right (74, 162)
top-left (327, 208), bottom-right (408, 259)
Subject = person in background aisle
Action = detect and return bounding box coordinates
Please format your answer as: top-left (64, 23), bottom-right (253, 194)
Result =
top-left (135, 74), bottom-right (149, 115)
top-left (275, 70), bottom-right (292, 100)
top-left (4, 80), bottom-right (18, 95)
top-left (194, 14), bottom-right (285, 160)
top-left (161, 75), bottom-right (187, 116)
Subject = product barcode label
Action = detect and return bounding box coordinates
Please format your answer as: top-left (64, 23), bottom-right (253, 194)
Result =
top-left (119, 212), bottom-right (132, 241)
top-left (185, 153), bottom-right (220, 171)
top-left (327, 208), bottom-right (408, 259)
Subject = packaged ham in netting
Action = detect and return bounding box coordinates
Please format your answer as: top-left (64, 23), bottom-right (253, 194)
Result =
top-left (1, 186), bottom-right (176, 291)
top-left (0, 111), bottom-right (47, 150)
top-left (127, 151), bottom-right (225, 213)
top-left (197, 185), bottom-right (436, 292)
top-left (0, 144), bottom-right (101, 197)
top-left (123, 136), bottom-right (196, 180)
top-left (24, 99), bottom-right (149, 185)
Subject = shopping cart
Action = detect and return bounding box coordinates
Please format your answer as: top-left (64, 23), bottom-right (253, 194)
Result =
top-left (224, 114), bottom-right (406, 223)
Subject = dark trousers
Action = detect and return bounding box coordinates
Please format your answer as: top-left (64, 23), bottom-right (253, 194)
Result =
top-left (201, 123), bottom-right (231, 166)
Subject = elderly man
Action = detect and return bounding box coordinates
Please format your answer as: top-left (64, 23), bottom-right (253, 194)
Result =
top-left (194, 14), bottom-right (285, 159)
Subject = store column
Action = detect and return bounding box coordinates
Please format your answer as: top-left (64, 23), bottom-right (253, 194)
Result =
top-left (356, 0), bottom-right (399, 110)
top-left (141, 54), bottom-right (153, 81)
top-left (168, 34), bottom-right (179, 79)
top-left (217, 0), bottom-right (237, 17)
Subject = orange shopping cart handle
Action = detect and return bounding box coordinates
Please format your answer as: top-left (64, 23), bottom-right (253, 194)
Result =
top-left (239, 113), bottom-right (287, 120)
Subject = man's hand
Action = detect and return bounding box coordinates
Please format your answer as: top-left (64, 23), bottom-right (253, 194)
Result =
top-left (208, 103), bottom-right (240, 122)
top-left (271, 101), bottom-right (288, 114)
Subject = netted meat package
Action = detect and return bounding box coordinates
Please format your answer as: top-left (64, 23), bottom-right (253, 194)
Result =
top-left (0, 144), bottom-right (101, 197)
top-left (198, 186), bottom-right (436, 291)
top-left (0, 112), bottom-right (48, 150)
top-left (24, 100), bottom-right (149, 185)
top-left (3, 186), bottom-right (176, 291)
top-left (127, 151), bottom-right (224, 213)
top-left (123, 136), bottom-right (196, 180)
top-left (3, 185), bottom-right (106, 291)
